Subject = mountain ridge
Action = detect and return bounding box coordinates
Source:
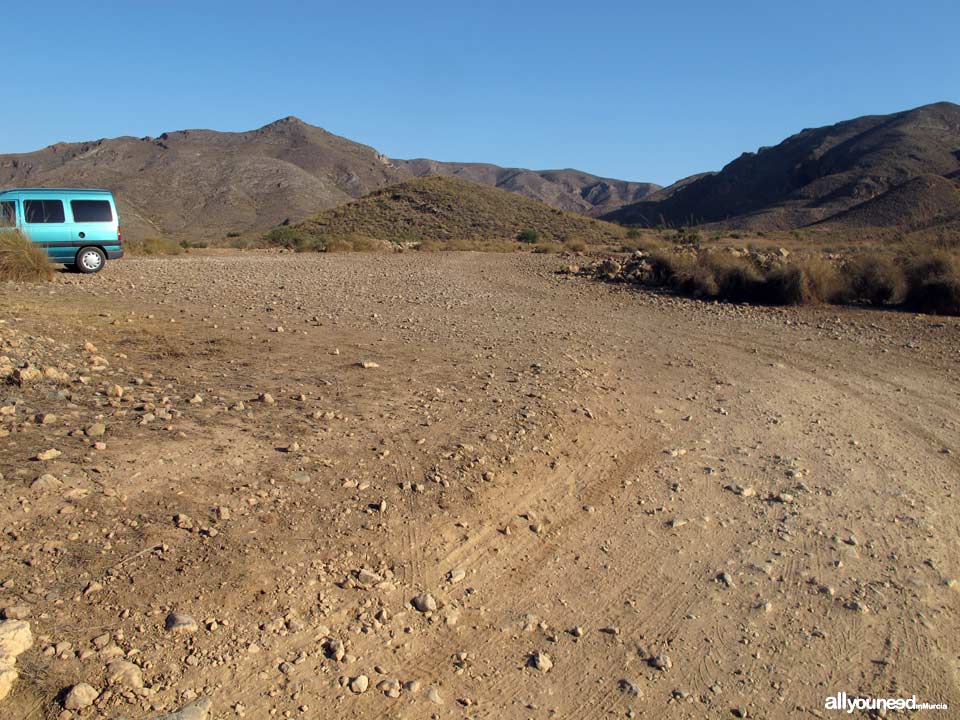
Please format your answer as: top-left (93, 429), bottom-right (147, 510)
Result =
top-left (0, 118), bottom-right (657, 241)
top-left (602, 101), bottom-right (960, 233)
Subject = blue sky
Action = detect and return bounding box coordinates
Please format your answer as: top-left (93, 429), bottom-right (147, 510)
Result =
top-left (3, 0), bottom-right (957, 185)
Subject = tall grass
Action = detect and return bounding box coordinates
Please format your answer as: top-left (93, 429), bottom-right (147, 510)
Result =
top-left (0, 230), bottom-right (54, 281)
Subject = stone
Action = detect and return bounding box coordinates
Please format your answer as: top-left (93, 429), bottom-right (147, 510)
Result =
top-left (31, 474), bottom-right (63, 491)
top-left (325, 638), bottom-right (345, 662)
top-left (349, 675), bottom-right (369, 694)
top-left (63, 682), bottom-right (98, 709)
top-left (13, 366), bottom-right (42, 386)
top-left (359, 361), bottom-right (380, 369)
top-left (376, 678), bottom-right (401, 697)
top-left (0, 620), bottom-right (33, 662)
top-left (0, 666), bottom-right (18, 702)
top-left (35, 448), bottom-right (62, 462)
top-left (107, 659), bottom-right (143, 689)
top-left (1, 606), bottom-right (31, 621)
top-left (85, 423), bottom-right (106, 438)
top-left (164, 612), bottom-right (198, 634)
top-left (411, 593), bottom-right (437, 612)
top-left (529, 651), bottom-right (553, 672)
top-left (427, 687), bottom-right (443, 704)
top-left (448, 568), bottom-right (466, 584)
top-left (153, 698), bottom-right (213, 720)
top-left (357, 569), bottom-right (382, 585)
top-left (649, 655), bottom-right (672, 671)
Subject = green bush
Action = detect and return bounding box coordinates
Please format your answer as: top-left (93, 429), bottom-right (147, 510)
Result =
top-left (264, 226), bottom-right (322, 251)
top-left (517, 228), bottom-right (541, 244)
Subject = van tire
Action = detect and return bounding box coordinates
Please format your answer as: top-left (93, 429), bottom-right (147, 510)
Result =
top-left (75, 247), bottom-right (106, 274)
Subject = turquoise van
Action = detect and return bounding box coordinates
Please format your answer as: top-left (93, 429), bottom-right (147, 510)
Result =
top-left (0, 188), bottom-right (122, 273)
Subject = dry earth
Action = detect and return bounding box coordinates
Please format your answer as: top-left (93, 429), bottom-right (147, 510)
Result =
top-left (1, 252), bottom-right (959, 719)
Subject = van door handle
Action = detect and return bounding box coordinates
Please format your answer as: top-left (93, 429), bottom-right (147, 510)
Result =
top-left (79, 232), bottom-right (85, 239)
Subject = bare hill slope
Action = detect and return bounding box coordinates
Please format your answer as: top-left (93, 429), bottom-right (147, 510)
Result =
top-left (277, 175), bottom-right (626, 247)
top-left (0, 119), bottom-right (655, 241)
top-left (604, 101), bottom-right (960, 231)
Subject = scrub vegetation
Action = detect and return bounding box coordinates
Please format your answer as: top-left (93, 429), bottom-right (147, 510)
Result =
top-left (124, 237), bottom-right (185, 256)
top-left (0, 230), bottom-right (54, 281)
top-left (589, 248), bottom-right (960, 315)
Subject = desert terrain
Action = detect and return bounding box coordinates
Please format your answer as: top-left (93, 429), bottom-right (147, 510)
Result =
top-left (1, 251), bottom-right (958, 719)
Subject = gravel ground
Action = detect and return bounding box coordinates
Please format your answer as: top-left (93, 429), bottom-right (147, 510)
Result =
top-left (1, 250), bottom-right (958, 719)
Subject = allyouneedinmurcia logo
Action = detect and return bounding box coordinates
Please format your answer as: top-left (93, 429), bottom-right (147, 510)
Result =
top-left (825, 692), bottom-right (949, 713)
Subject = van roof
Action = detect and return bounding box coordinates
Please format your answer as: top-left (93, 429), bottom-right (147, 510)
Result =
top-left (0, 188), bottom-right (113, 194)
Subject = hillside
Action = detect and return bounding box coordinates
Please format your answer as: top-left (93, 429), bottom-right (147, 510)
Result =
top-left (604, 101), bottom-right (960, 231)
top-left (0, 119), bottom-right (654, 242)
top-left (813, 174), bottom-right (960, 231)
top-left (276, 175), bottom-right (627, 247)
top-left (393, 159), bottom-right (660, 216)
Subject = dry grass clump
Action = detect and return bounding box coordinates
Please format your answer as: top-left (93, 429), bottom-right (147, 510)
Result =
top-left (126, 237), bottom-right (184, 256)
top-left (903, 252), bottom-right (960, 315)
top-left (687, 252), bottom-right (765, 302)
top-left (0, 230), bottom-right (54, 281)
top-left (845, 253), bottom-right (905, 306)
top-left (764, 257), bottom-right (846, 305)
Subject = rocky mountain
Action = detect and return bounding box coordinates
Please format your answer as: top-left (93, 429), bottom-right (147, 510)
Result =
top-left (603, 101), bottom-right (960, 232)
top-left (392, 160), bottom-right (660, 216)
top-left (0, 118), bottom-right (656, 241)
top-left (271, 175), bottom-right (626, 248)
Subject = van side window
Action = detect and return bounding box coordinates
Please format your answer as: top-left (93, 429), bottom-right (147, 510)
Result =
top-left (0, 201), bottom-right (15, 226)
top-left (24, 199), bottom-right (65, 224)
top-left (71, 200), bottom-right (113, 222)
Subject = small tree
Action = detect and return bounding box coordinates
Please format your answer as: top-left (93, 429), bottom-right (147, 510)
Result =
top-left (517, 228), bottom-right (540, 243)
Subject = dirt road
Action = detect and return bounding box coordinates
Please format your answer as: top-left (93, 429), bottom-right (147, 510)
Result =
top-left (1, 252), bottom-right (958, 719)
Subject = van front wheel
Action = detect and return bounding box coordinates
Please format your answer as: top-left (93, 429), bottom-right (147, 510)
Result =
top-left (75, 247), bottom-right (106, 274)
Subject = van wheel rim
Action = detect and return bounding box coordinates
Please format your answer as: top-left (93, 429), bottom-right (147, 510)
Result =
top-left (80, 251), bottom-right (102, 271)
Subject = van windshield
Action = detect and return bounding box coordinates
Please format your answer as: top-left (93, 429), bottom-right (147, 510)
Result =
top-left (0, 201), bottom-right (15, 227)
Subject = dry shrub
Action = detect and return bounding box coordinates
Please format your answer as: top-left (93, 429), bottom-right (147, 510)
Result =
top-left (564, 238), bottom-right (587, 253)
top-left (903, 252), bottom-right (960, 315)
top-left (647, 251), bottom-right (696, 286)
top-left (532, 242), bottom-right (563, 254)
top-left (126, 237), bottom-right (184, 255)
top-left (622, 236), bottom-right (665, 254)
top-left (322, 237), bottom-right (354, 253)
top-left (764, 257), bottom-right (846, 305)
top-left (846, 253), bottom-right (905, 306)
top-left (345, 234), bottom-right (387, 252)
top-left (0, 230), bottom-right (54, 281)
top-left (692, 253), bottom-right (764, 302)
top-left (415, 238), bottom-right (517, 253)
